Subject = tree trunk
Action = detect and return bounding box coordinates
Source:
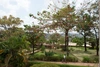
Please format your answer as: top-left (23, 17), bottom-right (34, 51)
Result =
top-left (94, 28), bottom-right (99, 56)
top-left (32, 44), bottom-right (34, 54)
top-left (31, 34), bottom-right (35, 55)
top-left (84, 34), bottom-right (87, 52)
top-left (96, 38), bottom-right (99, 56)
top-left (90, 42), bottom-right (95, 49)
top-left (4, 52), bottom-right (12, 67)
top-left (65, 29), bottom-right (69, 56)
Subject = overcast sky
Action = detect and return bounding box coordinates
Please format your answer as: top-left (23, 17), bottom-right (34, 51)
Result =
top-left (0, 0), bottom-right (84, 28)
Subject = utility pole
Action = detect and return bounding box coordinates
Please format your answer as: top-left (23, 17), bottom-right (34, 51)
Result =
top-left (99, 0), bottom-right (100, 66)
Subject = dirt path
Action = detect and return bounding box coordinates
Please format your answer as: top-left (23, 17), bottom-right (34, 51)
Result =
top-left (35, 61), bottom-right (98, 67)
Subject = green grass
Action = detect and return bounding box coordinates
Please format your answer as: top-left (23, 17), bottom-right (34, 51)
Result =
top-left (35, 46), bottom-right (97, 62)
top-left (59, 64), bottom-right (88, 67)
top-left (35, 52), bottom-right (45, 55)
top-left (30, 46), bottom-right (98, 63)
top-left (28, 61), bottom-right (88, 67)
top-left (69, 47), bottom-right (97, 61)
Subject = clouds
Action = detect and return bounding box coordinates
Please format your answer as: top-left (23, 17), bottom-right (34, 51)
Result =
top-left (0, 0), bottom-right (30, 16)
top-left (0, 0), bottom-right (83, 27)
top-left (0, 0), bottom-right (32, 27)
top-left (16, 0), bottom-right (30, 11)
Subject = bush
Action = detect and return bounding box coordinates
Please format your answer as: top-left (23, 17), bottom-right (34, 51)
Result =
top-left (29, 52), bottom-right (64, 61)
top-left (93, 57), bottom-right (99, 63)
top-left (27, 61), bottom-right (41, 67)
top-left (10, 54), bottom-right (25, 67)
top-left (29, 52), bottom-right (45, 61)
top-left (45, 51), bottom-right (55, 57)
top-left (82, 56), bottom-right (91, 63)
top-left (61, 47), bottom-right (66, 51)
top-left (45, 55), bottom-right (63, 61)
top-left (41, 45), bottom-right (45, 52)
top-left (82, 56), bottom-right (98, 63)
top-left (66, 56), bottom-right (78, 62)
top-left (30, 63), bottom-right (60, 67)
top-left (29, 54), bottom-right (45, 61)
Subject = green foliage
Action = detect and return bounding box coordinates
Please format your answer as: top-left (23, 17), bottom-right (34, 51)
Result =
top-left (10, 54), bottom-right (25, 67)
top-left (46, 55), bottom-right (63, 61)
top-left (41, 45), bottom-right (45, 52)
top-left (59, 64), bottom-right (87, 67)
top-left (45, 51), bottom-right (55, 57)
top-left (0, 35), bottom-right (30, 66)
top-left (59, 36), bottom-right (65, 44)
top-left (30, 54), bottom-right (45, 61)
top-left (29, 52), bottom-right (63, 61)
top-left (29, 52), bottom-right (45, 61)
top-left (0, 35), bottom-right (30, 51)
top-left (49, 33), bottom-right (61, 44)
top-left (66, 56), bottom-right (78, 62)
top-left (0, 51), bottom-right (7, 63)
top-left (82, 56), bottom-right (98, 63)
top-left (0, 15), bottom-right (23, 30)
top-left (28, 61), bottom-right (88, 67)
top-left (71, 37), bottom-right (84, 46)
top-left (30, 63), bottom-right (60, 67)
top-left (29, 51), bottom-right (79, 62)
top-left (24, 25), bottom-right (45, 44)
top-left (82, 56), bottom-right (91, 63)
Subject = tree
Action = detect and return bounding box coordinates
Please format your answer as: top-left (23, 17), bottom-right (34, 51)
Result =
top-left (59, 35), bottom-right (65, 44)
top-left (89, 0), bottom-right (99, 56)
top-left (49, 33), bottom-right (61, 45)
top-left (0, 15), bottom-right (23, 41)
top-left (24, 25), bottom-right (44, 54)
top-left (0, 15), bottom-right (23, 30)
top-left (76, 12), bottom-right (94, 52)
top-left (71, 37), bottom-right (84, 47)
top-left (30, 2), bottom-right (77, 56)
top-left (0, 15), bottom-right (29, 67)
top-left (51, 5), bottom-right (77, 56)
top-left (76, 0), bottom-right (99, 54)
top-left (0, 35), bottom-right (30, 67)
top-left (48, 33), bottom-right (61, 49)
top-left (87, 36), bottom-right (96, 49)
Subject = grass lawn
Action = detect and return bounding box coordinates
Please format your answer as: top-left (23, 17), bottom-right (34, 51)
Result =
top-left (69, 47), bottom-right (97, 60)
top-left (44, 47), bottom-right (97, 61)
top-left (28, 61), bottom-right (89, 67)
top-left (29, 46), bottom-right (98, 67)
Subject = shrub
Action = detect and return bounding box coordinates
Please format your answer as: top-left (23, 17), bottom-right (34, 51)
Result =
top-left (27, 61), bottom-right (41, 67)
top-left (29, 52), bottom-right (45, 61)
top-left (69, 47), bottom-right (74, 51)
top-left (82, 56), bottom-right (91, 63)
top-left (30, 63), bottom-right (60, 67)
top-left (29, 54), bottom-right (45, 61)
top-left (45, 55), bottom-right (63, 61)
top-left (66, 56), bottom-right (78, 62)
top-left (82, 56), bottom-right (99, 63)
top-left (10, 54), bottom-right (25, 67)
top-left (45, 51), bottom-right (55, 57)
top-left (61, 47), bottom-right (66, 51)
top-left (93, 57), bottom-right (99, 63)
top-left (41, 45), bottom-right (45, 52)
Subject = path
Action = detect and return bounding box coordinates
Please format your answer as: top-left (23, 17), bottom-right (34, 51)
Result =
top-left (35, 61), bottom-right (98, 67)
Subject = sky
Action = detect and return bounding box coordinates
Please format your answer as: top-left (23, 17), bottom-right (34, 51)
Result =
top-left (0, 0), bottom-right (84, 28)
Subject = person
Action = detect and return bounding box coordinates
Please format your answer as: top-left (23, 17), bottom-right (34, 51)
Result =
top-left (62, 54), bottom-right (66, 62)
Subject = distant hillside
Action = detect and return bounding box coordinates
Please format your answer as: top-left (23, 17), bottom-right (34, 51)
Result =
top-left (44, 32), bottom-right (82, 39)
